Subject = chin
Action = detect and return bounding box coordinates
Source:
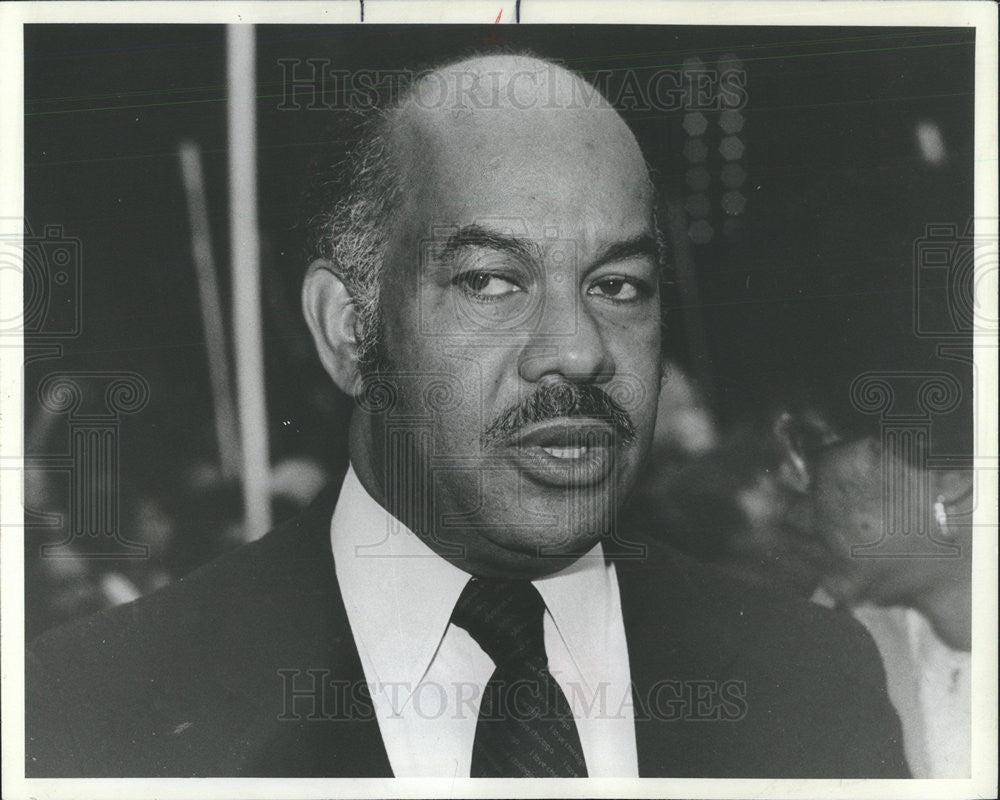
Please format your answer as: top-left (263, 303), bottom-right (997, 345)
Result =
top-left (821, 574), bottom-right (871, 607)
top-left (466, 528), bottom-right (603, 579)
top-left (515, 524), bottom-right (603, 556)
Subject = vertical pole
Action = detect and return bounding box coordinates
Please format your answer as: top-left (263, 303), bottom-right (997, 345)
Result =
top-left (178, 140), bottom-right (241, 481)
top-left (227, 24), bottom-right (272, 540)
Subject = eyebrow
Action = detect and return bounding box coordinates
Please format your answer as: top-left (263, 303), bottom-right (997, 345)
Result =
top-left (440, 225), bottom-right (539, 264)
top-left (590, 234), bottom-right (660, 272)
top-left (441, 225), bottom-right (660, 272)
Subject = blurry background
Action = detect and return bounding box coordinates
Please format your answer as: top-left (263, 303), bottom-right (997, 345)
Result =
top-left (23, 24), bottom-right (975, 638)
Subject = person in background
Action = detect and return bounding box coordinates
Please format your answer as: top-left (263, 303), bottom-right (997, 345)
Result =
top-left (762, 141), bottom-right (975, 779)
top-left (630, 363), bottom-right (973, 778)
top-left (774, 407), bottom-right (973, 778)
top-left (708, 123), bottom-right (976, 777)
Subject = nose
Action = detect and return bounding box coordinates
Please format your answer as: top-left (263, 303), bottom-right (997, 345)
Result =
top-left (517, 290), bottom-right (616, 385)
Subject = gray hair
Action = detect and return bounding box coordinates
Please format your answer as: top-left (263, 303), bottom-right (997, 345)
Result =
top-left (303, 111), bottom-right (403, 375)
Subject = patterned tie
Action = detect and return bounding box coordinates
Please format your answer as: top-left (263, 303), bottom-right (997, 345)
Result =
top-left (451, 578), bottom-right (589, 777)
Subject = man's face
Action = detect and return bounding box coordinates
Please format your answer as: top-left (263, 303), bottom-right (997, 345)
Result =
top-left (355, 70), bottom-right (662, 578)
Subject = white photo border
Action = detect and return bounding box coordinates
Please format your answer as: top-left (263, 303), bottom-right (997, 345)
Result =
top-left (1, 2), bottom-right (996, 799)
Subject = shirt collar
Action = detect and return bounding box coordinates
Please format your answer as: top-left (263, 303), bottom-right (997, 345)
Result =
top-left (533, 543), bottom-right (617, 692)
top-left (330, 465), bottom-right (471, 689)
top-left (330, 464), bottom-right (617, 691)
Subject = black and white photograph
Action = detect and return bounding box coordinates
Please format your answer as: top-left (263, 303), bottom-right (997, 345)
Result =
top-left (1, 2), bottom-right (997, 798)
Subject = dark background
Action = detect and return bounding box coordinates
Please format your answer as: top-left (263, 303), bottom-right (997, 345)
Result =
top-left (23, 24), bottom-right (975, 636)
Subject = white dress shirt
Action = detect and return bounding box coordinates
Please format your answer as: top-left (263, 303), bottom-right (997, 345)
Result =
top-left (852, 604), bottom-right (971, 778)
top-left (813, 589), bottom-right (971, 778)
top-left (330, 465), bottom-right (639, 777)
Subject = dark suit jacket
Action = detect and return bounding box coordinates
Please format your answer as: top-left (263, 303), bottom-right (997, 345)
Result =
top-left (26, 475), bottom-right (909, 778)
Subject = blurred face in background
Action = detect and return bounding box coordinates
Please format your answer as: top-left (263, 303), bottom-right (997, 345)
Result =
top-left (353, 57), bottom-right (663, 578)
top-left (798, 436), bottom-right (919, 605)
top-left (776, 413), bottom-right (969, 609)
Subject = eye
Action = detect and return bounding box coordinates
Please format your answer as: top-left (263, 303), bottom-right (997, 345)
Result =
top-left (455, 271), bottom-right (523, 300)
top-left (587, 276), bottom-right (643, 302)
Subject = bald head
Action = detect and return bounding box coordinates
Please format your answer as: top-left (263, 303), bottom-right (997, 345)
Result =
top-left (389, 54), bottom-right (651, 216)
top-left (305, 52), bottom-right (659, 373)
top-left (399, 53), bottom-right (617, 116)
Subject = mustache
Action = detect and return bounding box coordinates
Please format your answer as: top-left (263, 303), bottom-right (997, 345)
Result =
top-left (481, 382), bottom-right (637, 449)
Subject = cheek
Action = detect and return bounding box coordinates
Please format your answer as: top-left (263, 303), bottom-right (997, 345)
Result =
top-left (382, 343), bottom-right (515, 448)
top-left (813, 491), bottom-right (878, 556)
top-left (613, 306), bottom-right (661, 357)
top-left (380, 290), bottom-right (460, 376)
top-left (611, 325), bottom-right (662, 426)
top-left (378, 285), bottom-right (414, 357)
top-left (813, 504), bottom-right (852, 554)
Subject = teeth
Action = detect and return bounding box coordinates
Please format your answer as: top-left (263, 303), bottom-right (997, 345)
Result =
top-left (541, 446), bottom-right (588, 459)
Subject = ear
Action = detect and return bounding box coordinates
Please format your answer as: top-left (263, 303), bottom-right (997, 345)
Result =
top-left (302, 259), bottom-right (362, 396)
top-left (773, 411), bottom-right (813, 494)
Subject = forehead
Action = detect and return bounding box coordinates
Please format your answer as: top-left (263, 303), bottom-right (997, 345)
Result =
top-left (388, 75), bottom-right (654, 255)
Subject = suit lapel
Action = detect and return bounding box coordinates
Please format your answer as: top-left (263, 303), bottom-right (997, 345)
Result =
top-left (613, 542), bottom-right (741, 777)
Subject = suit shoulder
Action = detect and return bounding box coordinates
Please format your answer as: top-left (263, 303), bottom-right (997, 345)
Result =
top-left (706, 560), bottom-right (885, 672)
top-left (25, 495), bottom-right (347, 776)
top-left (616, 541), bottom-right (908, 776)
top-left (32, 524), bottom-right (270, 659)
top-left (28, 499), bottom-right (336, 693)
top-left (624, 541), bottom-right (888, 683)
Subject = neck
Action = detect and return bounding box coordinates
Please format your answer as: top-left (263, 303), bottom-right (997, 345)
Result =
top-left (914, 567), bottom-right (971, 651)
top-left (348, 412), bottom-right (387, 508)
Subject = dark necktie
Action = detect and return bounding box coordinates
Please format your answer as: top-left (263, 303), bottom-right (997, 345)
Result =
top-left (450, 578), bottom-right (589, 778)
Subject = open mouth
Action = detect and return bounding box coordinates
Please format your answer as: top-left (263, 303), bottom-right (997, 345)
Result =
top-left (502, 418), bottom-right (624, 487)
top-left (540, 445), bottom-right (590, 459)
